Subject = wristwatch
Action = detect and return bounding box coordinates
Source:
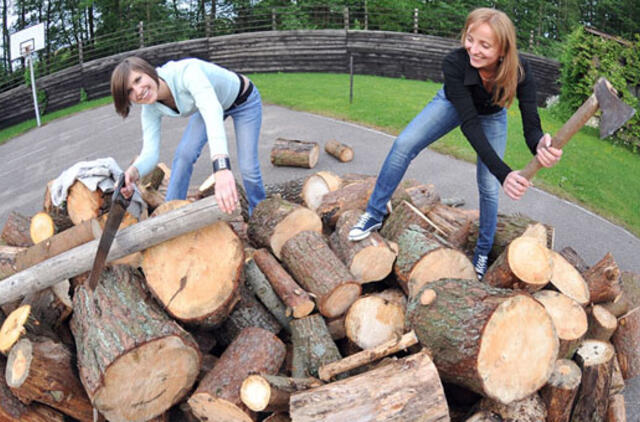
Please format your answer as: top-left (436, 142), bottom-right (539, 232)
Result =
top-left (213, 157), bottom-right (231, 173)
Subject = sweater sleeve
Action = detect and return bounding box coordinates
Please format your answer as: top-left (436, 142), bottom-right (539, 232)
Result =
top-left (132, 107), bottom-right (162, 177)
top-left (517, 58), bottom-right (544, 155)
top-left (442, 53), bottom-right (512, 184)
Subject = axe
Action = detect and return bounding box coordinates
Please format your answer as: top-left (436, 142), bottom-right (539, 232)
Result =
top-left (520, 77), bottom-right (636, 180)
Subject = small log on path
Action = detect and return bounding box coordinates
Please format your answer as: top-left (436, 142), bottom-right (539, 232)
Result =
top-left (301, 171), bottom-right (342, 211)
top-left (244, 257), bottom-right (293, 331)
top-left (1, 211), bottom-right (33, 247)
top-left (324, 140), bottom-right (353, 162)
top-left (548, 250), bottom-right (591, 306)
top-left (28, 212), bottom-right (55, 244)
top-left (240, 374), bottom-right (323, 413)
top-left (583, 252), bottom-right (622, 304)
top-left (344, 293), bottom-right (405, 350)
top-left (253, 248), bottom-right (314, 319)
top-left (533, 290), bottom-right (588, 358)
top-left (483, 235), bottom-right (552, 292)
top-left (559, 246), bottom-right (590, 273)
top-left (607, 394), bottom-right (627, 422)
top-left (188, 327), bottom-right (286, 422)
top-left (281, 231), bottom-right (361, 318)
top-left (586, 304), bottom-right (618, 341)
top-left (6, 338), bottom-right (93, 421)
top-left (66, 181), bottom-right (104, 224)
top-left (270, 138), bottom-right (320, 168)
top-left (248, 196), bottom-right (322, 259)
top-left (394, 225), bottom-right (475, 297)
top-left (406, 278), bottom-right (558, 404)
top-left (142, 200), bottom-right (243, 326)
top-left (611, 307), bottom-right (640, 379)
top-left (290, 350), bottom-right (449, 422)
top-left (476, 394), bottom-right (547, 422)
top-left (539, 359), bottom-right (582, 422)
top-left (571, 339), bottom-right (615, 422)
top-left (330, 209), bottom-right (397, 283)
top-left (71, 265), bottom-right (201, 422)
top-left (291, 314), bottom-right (342, 379)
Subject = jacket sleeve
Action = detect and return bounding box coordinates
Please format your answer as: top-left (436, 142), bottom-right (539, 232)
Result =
top-left (517, 58), bottom-right (544, 155)
top-left (132, 107), bottom-right (162, 177)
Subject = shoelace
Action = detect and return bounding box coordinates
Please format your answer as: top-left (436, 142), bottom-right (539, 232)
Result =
top-left (355, 213), bottom-right (373, 228)
top-left (475, 255), bottom-right (488, 271)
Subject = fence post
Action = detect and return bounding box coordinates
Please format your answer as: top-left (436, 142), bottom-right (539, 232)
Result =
top-left (138, 21), bottom-right (144, 49)
top-left (413, 8), bottom-right (419, 34)
top-left (364, 0), bottom-right (368, 30)
top-left (205, 12), bottom-right (211, 37)
top-left (78, 39), bottom-right (83, 65)
top-left (272, 8), bottom-right (277, 31)
top-left (344, 7), bottom-right (349, 31)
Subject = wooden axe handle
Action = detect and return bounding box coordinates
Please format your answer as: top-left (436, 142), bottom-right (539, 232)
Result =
top-left (520, 94), bottom-right (599, 180)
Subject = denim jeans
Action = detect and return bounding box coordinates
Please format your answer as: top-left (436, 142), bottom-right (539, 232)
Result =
top-left (165, 87), bottom-right (266, 214)
top-left (366, 88), bottom-right (507, 261)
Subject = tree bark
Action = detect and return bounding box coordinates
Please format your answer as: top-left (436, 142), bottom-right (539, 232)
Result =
top-left (559, 246), bottom-right (589, 273)
top-left (533, 290), bottom-right (588, 358)
top-left (476, 394), bottom-right (547, 422)
top-left (586, 304), bottom-right (618, 341)
top-left (611, 307), bottom-right (640, 379)
top-left (324, 140), bottom-right (353, 162)
top-left (425, 203), bottom-right (472, 249)
top-left (0, 304), bottom-right (58, 354)
top-left (539, 359), bottom-right (581, 422)
top-left (549, 250), bottom-right (591, 306)
top-left (270, 138), bottom-right (320, 168)
top-left (316, 177), bottom-right (376, 228)
top-left (240, 374), bottom-right (323, 412)
top-left (610, 355), bottom-right (625, 396)
top-left (600, 293), bottom-right (631, 318)
top-left (244, 257), bottom-right (292, 332)
top-left (571, 339), bottom-right (615, 422)
top-left (389, 182), bottom-right (440, 215)
top-left (380, 199), bottom-right (447, 244)
top-left (291, 314), bottom-right (342, 379)
top-left (1, 211), bottom-right (33, 247)
top-left (301, 171), bottom-right (342, 211)
top-left (583, 253), bottom-right (622, 304)
top-left (607, 394), bottom-right (626, 422)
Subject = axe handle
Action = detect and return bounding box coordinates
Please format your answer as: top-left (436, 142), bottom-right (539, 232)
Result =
top-left (520, 94), bottom-right (599, 180)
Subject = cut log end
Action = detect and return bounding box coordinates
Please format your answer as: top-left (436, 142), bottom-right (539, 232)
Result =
top-left (301, 171), bottom-right (341, 211)
top-left (240, 375), bottom-right (271, 412)
top-left (29, 212), bottom-right (55, 244)
top-left (420, 289), bottom-right (437, 306)
top-left (477, 294), bottom-right (558, 404)
top-left (6, 338), bottom-right (32, 387)
top-left (188, 394), bottom-right (253, 422)
top-left (320, 282), bottom-right (362, 318)
top-left (345, 296), bottom-right (405, 350)
top-left (533, 290), bottom-right (588, 354)
top-left (0, 304), bottom-right (31, 354)
top-left (408, 248), bottom-right (476, 297)
top-left (575, 339), bottom-right (615, 366)
top-left (509, 236), bottom-right (552, 287)
top-left (546, 358), bottom-right (581, 390)
top-left (349, 243), bottom-right (397, 283)
top-left (271, 210), bottom-right (322, 259)
top-left (549, 250), bottom-right (590, 305)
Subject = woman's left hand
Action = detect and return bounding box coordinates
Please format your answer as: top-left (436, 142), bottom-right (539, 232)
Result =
top-left (214, 169), bottom-right (239, 214)
top-left (536, 133), bottom-right (563, 168)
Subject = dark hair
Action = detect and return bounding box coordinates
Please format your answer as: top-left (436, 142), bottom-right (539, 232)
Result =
top-left (110, 57), bottom-right (159, 118)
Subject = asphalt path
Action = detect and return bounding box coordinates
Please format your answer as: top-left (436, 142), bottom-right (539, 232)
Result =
top-left (0, 103), bottom-right (638, 417)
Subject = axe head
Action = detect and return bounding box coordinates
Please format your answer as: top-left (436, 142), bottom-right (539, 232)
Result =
top-left (594, 77), bottom-right (636, 139)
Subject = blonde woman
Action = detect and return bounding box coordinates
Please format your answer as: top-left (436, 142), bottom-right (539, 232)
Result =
top-left (349, 8), bottom-right (562, 279)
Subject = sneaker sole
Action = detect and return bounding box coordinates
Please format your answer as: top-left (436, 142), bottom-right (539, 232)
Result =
top-left (348, 224), bottom-right (382, 242)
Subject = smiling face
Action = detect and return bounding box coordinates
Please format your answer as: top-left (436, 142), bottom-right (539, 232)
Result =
top-left (127, 70), bottom-right (159, 105)
top-left (464, 22), bottom-right (502, 72)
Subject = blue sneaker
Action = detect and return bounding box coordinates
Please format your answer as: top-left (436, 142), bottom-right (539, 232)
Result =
top-left (474, 254), bottom-right (489, 280)
top-left (349, 212), bottom-right (382, 241)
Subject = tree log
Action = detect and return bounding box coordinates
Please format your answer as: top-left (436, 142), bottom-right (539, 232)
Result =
top-left (264, 412), bottom-right (292, 422)
top-left (188, 327), bottom-right (286, 422)
top-left (583, 252), bottom-right (622, 304)
top-left (390, 182), bottom-right (440, 215)
top-left (71, 265), bottom-right (201, 422)
top-left (1, 211), bottom-right (33, 247)
top-left (66, 181), bottom-right (104, 225)
top-left (601, 293), bottom-right (631, 318)
top-left (29, 212), bottom-right (55, 245)
top-left (0, 304), bottom-right (58, 354)
top-left (406, 278), bottom-right (558, 404)
top-left (559, 246), bottom-right (590, 273)
top-left (6, 338), bottom-right (93, 421)
top-left (611, 307), bottom-right (640, 379)
top-left (290, 350), bottom-right (449, 422)
top-left (424, 203), bottom-right (472, 249)
top-left (291, 314), bottom-right (342, 379)
top-left (240, 374), bottom-right (323, 412)
top-left (330, 209), bottom-right (397, 283)
top-left (301, 171), bottom-right (342, 211)
top-left (539, 359), bottom-right (581, 422)
top-left (380, 200), bottom-right (448, 244)
top-left (248, 196), bottom-right (322, 259)
top-left (270, 138), bottom-right (320, 168)
top-left (533, 290), bottom-right (588, 358)
top-left (549, 250), bottom-right (591, 306)
top-left (316, 177), bottom-right (376, 228)
top-left (244, 257), bottom-right (292, 332)
top-left (476, 394), bottom-right (547, 422)
top-left (610, 355), bottom-right (625, 396)
top-left (344, 294), bottom-right (405, 350)
top-left (465, 410), bottom-right (502, 421)
top-left (607, 394), bottom-right (626, 422)
top-left (281, 231), bottom-right (361, 318)
top-left (621, 271), bottom-right (640, 308)
top-left (586, 304), bottom-right (618, 341)
top-left (43, 180), bottom-right (74, 233)
top-left (324, 140), bottom-right (353, 162)
top-left (571, 339), bottom-right (615, 422)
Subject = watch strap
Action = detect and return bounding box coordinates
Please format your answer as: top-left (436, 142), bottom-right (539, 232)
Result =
top-left (213, 157), bottom-right (231, 173)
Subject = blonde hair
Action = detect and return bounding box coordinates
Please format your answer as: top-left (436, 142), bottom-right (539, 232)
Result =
top-left (110, 57), bottom-right (159, 118)
top-left (461, 8), bottom-right (523, 108)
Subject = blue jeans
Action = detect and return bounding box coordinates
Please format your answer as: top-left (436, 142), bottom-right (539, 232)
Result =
top-left (165, 87), bottom-right (266, 214)
top-left (366, 88), bottom-right (507, 260)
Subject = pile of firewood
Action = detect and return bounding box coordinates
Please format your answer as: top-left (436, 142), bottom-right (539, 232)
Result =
top-left (0, 163), bottom-right (638, 422)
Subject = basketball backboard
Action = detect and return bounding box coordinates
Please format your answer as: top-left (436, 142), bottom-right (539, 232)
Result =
top-left (10, 23), bottom-right (45, 60)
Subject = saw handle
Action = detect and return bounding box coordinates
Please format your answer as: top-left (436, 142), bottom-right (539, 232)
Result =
top-left (113, 172), bottom-right (132, 208)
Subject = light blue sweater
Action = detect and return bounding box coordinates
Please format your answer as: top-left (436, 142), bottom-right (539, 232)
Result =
top-left (132, 58), bottom-right (241, 176)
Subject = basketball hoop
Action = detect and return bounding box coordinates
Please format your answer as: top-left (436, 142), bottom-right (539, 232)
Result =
top-left (20, 41), bottom-right (34, 58)
top-left (10, 24), bottom-right (45, 127)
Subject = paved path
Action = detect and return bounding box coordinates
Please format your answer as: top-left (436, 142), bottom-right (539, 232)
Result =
top-left (0, 103), bottom-right (638, 417)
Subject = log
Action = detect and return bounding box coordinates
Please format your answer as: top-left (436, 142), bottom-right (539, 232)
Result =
top-left (425, 203), bottom-right (472, 249)
top-left (483, 235), bottom-right (552, 292)
top-left (476, 394), bottom-right (547, 422)
top-left (583, 252), bottom-right (622, 304)
top-left (264, 412), bottom-right (292, 422)
top-left (240, 375), bottom-right (323, 412)
top-left (539, 359), bottom-right (582, 422)
top-left (247, 196), bottom-right (322, 259)
top-left (532, 290), bottom-right (588, 358)
top-left (610, 355), bottom-right (625, 396)
top-left (549, 250), bottom-right (590, 306)
top-left (0, 304), bottom-right (58, 354)
top-left (6, 338), bottom-right (93, 421)
top-left (601, 293), bottom-right (631, 318)
top-left (389, 182), bottom-right (440, 215)
top-left (1, 211), bottom-right (33, 247)
top-left (325, 314), bottom-right (346, 340)
top-left (621, 271), bottom-right (640, 308)
top-left (244, 257), bottom-right (293, 332)
top-left (42, 180), bottom-right (74, 233)
top-left (270, 138), bottom-right (320, 168)
top-left (571, 339), bottom-right (615, 422)
top-left (344, 294), bottom-right (405, 350)
top-left (142, 200), bottom-right (243, 326)
top-left (559, 246), bottom-right (589, 273)
top-left (406, 278), bottom-right (558, 404)
top-left (324, 140), bottom-right (353, 162)
top-left (394, 225), bottom-right (475, 297)
top-left (0, 195), bottom-right (239, 306)
top-left (21, 280), bottom-right (72, 330)
top-left (0, 245), bottom-right (23, 280)
top-left (188, 327), bottom-right (286, 422)
top-left (71, 265), bottom-right (201, 422)
top-left (290, 350), bottom-right (449, 422)
top-left (253, 248), bottom-right (315, 319)
top-left (301, 171), bottom-right (342, 211)
top-left (28, 212), bottom-right (55, 244)
top-left (66, 181), bottom-right (104, 225)
top-left (380, 199), bottom-right (447, 244)
top-left (465, 411), bottom-right (502, 421)
top-left (330, 209), bottom-right (397, 283)
top-left (316, 177), bottom-right (376, 228)
top-left (291, 314), bottom-right (342, 379)
top-left (281, 231), bottom-right (361, 318)
top-left (607, 394), bottom-right (626, 422)
top-left (611, 307), bottom-right (640, 379)
top-left (586, 304), bottom-right (618, 341)
top-left (137, 164), bottom-right (169, 211)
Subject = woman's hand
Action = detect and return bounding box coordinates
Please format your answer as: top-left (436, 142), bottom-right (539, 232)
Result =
top-left (214, 169), bottom-right (239, 214)
top-left (502, 171), bottom-right (531, 200)
top-left (121, 166), bottom-right (139, 199)
top-left (535, 133), bottom-right (563, 168)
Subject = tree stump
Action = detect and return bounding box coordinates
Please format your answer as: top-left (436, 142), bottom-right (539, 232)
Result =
top-left (301, 171), bottom-right (342, 211)
top-left (548, 250), bottom-right (591, 306)
top-left (1, 211), bottom-right (33, 247)
top-left (476, 394), bottom-right (547, 422)
top-left (583, 252), bottom-right (622, 304)
top-left (611, 307), bottom-right (640, 379)
top-left (539, 359), bottom-right (582, 422)
top-left (248, 196), bottom-right (322, 259)
top-left (483, 235), bottom-right (552, 292)
top-left (142, 200), bottom-right (243, 326)
top-left (240, 375), bottom-right (323, 413)
top-left (344, 293), bottom-right (405, 350)
top-left (330, 209), bottom-right (397, 283)
top-left (324, 140), bottom-right (353, 162)
top-left (532, 290), bottom-right (588, 358)
top-left (290, 350), bottom-right (449, 422)
top-left (291, 314), bottom-right (342, 379)
top-left (406, 278), bottom-right (558, 404)
top-left (270, 138), bottom-right (320, 168)
top-left (71, 265), bottom-right (201, 422)
top-left (571, 339), bottom-right (615, 422)
top-left (281, 231), bottom-right (361, 318)
top-left (6, 338), bottom-right (93, 421)
top-left (188, 327), bottom-right (286, 422)
top-left (586, 304), bottom-right (618, 341)
top-left (66, 181), bottom-right (104, 225)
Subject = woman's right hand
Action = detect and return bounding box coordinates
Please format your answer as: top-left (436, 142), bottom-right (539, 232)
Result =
top-left (502, 171), bottom-right (531, 200)
top-left (121, 166), bottom-right (139, 199)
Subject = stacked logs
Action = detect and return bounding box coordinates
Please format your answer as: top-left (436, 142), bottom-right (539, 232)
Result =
top-left (0, 166), bottom-right (638, 422)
